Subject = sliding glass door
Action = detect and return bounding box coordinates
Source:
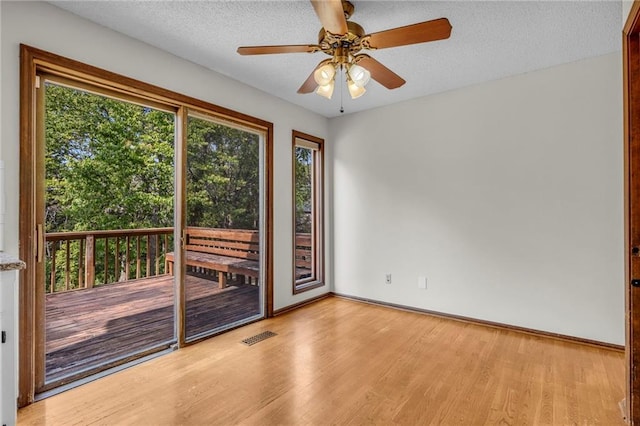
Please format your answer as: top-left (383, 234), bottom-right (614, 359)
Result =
top-left (21, 46), bottom-right (272, 402)
top-left (183, 112), bottom-right (265, 341)
top-left (35, 82), bottom-right (268, 389)
top-left (37, 75), bottom-right (177, 391)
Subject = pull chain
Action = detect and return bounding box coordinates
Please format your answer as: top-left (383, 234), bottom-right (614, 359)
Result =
top-left (339, 65), bottom-right (345, 114)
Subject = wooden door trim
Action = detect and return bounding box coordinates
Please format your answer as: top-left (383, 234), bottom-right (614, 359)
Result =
top-left (18, 43), bottom-right (37, 408)
top-left (624, 2), bottom-right (640, 423)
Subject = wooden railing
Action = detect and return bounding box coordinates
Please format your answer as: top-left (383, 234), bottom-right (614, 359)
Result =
top-left (45, 228), bottom-right (313, 293)
top-left (45, 228), bottom-right (174, 293)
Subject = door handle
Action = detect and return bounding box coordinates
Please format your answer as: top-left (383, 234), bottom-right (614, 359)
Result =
top-left (36, 223), bottom-right (44, 263)
top-left (632, 279), bottom-right (640, 288)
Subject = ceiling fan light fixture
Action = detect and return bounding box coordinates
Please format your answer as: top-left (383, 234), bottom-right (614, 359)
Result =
top-left (348, 64), bottom-right (371, 88)
top-left (347, 78), bottom-right (366, 99)
top-left (314, 63), bottom-right (336, 86)
top-left (316, 80), bottom-right (335, 99)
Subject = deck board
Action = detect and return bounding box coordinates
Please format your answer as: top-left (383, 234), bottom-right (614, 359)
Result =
top-left (45, 274), bottom-right (260, 383)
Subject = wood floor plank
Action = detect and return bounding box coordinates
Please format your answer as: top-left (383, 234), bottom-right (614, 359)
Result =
top-left (20, 297), bottom-right (625, 425)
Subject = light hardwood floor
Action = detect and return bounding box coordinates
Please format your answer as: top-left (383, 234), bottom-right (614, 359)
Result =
top-left (18, 296), bottom-right (625, 425)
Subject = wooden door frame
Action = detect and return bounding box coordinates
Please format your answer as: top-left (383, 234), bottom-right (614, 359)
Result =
top-left (625, 2), bottom-right (640, 423)
top-left (18, 43), bottom-right (37, 409)
top-left (18, 44), bottom-right (274, 406)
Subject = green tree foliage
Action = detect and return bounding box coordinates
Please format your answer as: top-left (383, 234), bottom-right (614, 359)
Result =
top-left (45, 83), bottom-right (175, 232)
top-left (294, 146), bottom-right (312, 234)
top-left (187, 116), bottom-right (259, 230)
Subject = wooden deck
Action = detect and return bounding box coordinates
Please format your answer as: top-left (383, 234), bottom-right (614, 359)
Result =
top-left (45, 274), bottom-right (260, 383)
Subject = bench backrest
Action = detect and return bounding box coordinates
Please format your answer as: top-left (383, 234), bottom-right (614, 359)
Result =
top-left (295, 233), bottom-right (312, 270)
top-left (186, 227), bottom-right (259, 260)
top-left (185, 227), bottom-right (313, 268)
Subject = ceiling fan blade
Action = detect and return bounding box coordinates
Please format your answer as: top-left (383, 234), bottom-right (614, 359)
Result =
top-left (237, 45), bottom-right (320, 55)
top-left (366, 18), bottom-right (452, 50)
top-left (357, 55), bottom-right (405, 89)
top-left (311, 0), bottom-right (348, 35)
top-left (298, 60), bottom-right (331, 93)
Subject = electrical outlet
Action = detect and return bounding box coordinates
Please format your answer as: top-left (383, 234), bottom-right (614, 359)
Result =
top-left (418, 276), bottom-right (427, 289)
top-left (385, 274), bottom-right (392, 284)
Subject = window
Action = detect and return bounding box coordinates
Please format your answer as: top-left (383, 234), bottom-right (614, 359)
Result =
top-left (293, 131), bottom-right (324, 293)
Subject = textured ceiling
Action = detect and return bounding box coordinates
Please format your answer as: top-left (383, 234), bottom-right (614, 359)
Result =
top-left (49, 1), bottom-right (621, 118)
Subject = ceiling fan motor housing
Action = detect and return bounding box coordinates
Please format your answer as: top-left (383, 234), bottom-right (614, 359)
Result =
top-left (318, 21), bottom-right (366, 67)
top-left (318, 21), bottom-right (365, 46)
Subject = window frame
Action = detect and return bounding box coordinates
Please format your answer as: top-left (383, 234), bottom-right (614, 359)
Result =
top-left (292, 130), bottom-right (324, 294)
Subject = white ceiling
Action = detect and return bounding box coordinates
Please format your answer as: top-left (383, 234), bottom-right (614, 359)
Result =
top-left (49, 0), bottom-right (621, 118)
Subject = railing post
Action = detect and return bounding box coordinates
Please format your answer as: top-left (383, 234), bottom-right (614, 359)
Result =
top-left (78, 238), bottom-right (85, 288)
top-left (85, 234), bottom-right (95, 288)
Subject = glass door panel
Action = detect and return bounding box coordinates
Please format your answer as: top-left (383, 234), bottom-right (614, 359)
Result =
top-left (184, 113), bottom-right (264, 340)
top-left (40, 77), bottom-right (176, 389)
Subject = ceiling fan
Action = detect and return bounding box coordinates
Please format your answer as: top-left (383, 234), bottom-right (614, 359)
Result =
top-left (237, 0), bottom-right (451, 100)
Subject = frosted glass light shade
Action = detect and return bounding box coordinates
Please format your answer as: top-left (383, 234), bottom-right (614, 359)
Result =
top-left (316, 81), bottom-right (335, 99)
top-left (314, 64), bottom-right (336, 86)
top-left (348, 64), bottom-right (371, 88)
top-left (347, 80), bottom-right (366, 99)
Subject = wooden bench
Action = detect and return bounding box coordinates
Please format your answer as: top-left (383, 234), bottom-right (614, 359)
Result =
top-left (166, 227), bottom-right (259, 289)
top-left (166, 228), bottom-right (314, 288)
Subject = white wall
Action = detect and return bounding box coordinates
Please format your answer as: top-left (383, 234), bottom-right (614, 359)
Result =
top-left (330, 53), bottom-right (624, 345)
top-left (0, 1), bottom-right (331, 311)
top-left (624, 0), bottom-right (634, 27)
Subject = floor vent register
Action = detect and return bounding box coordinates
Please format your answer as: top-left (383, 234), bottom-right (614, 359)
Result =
top-left (241, 330), bottom-right (277, 346)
